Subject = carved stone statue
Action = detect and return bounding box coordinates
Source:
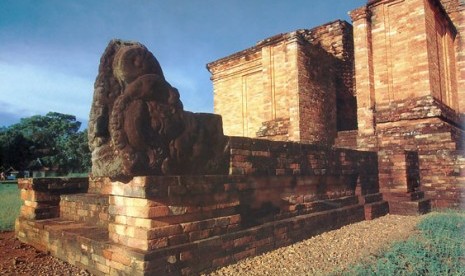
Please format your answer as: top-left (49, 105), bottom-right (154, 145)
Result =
top-left (89, 40), bottom-right (228, 178)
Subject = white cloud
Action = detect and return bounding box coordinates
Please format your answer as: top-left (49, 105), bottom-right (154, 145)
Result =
top-left (0, 62), bottom-right (93, 123)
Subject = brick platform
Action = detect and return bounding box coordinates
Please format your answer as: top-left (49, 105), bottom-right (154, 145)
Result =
top-left (16, 175), bottom-right (387, 275)
top-left (15, 138), bottom-right (389, 275)
top-left (16, 203), bottom-right (364, 275)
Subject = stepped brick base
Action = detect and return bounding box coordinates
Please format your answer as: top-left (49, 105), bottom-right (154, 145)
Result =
top-left (16, 203), bottom-right (365, 276)
top-left (15, 139), bottom-right (390, 275)
top-left (15, 173), bottom-right (388, 275)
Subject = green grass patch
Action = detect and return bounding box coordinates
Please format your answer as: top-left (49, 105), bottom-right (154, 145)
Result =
top-left (341, 211), bottom-right (465, 276)
top-left (0, 183), bottom-right (22, 231)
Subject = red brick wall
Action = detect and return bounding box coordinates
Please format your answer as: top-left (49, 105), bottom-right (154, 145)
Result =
top-left (375, 95), bottom-right (465, 207)
top-left (348, 0), bottom-right (465, 208)
top-left (209, 21), bottom-right (356, 143)
top-left (296, 39), bottom-right (337, 144)
top-left (425, 0), bottom-right (459, 110)
top-left (208, 35), bottom-right (299, 139)
top-left (351, 0), bottom-right (462, 135)
top-left (350, 7), bottom-right (376, 136)
top-left (441, 0), bottom-right (465, 113)
top-left (420, 149), bottom-right (465, 208)
top-left (298, 21), bottom-right (357, 131)
top-left (17, 178), bottom-right (88, 220)
top-left (227, 136), bottom-right (380, 195)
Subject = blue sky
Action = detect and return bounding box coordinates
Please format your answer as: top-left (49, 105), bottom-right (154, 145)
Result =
top-left (0, 0), bottom-right (366, 128)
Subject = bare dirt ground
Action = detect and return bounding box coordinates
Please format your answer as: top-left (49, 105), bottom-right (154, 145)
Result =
top-left (0, 214), bottom-right (421, 276)
top-left (0, 231), bottom-right (91, 276)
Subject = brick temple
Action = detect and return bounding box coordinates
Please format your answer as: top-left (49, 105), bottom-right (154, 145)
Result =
top-left (14, 0), bottom-right (464, 275)
top-left (208, 0), bottom-right (465, 211)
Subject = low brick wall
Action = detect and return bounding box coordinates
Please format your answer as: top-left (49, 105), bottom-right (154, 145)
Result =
top-left (105, 175), bottom-right (363, 252)
top-left (227, 137), bottom-right (379, 194)
top-left (420, 149), bottom-right (465, 208)
top-left (18, 178), bottom-right (88, 220)
top-left (16, 175), bottom-right (387, 275)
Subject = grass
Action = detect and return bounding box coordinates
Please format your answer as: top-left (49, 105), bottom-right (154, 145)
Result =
top-left (340, 210), bottom-right (465, 276)
top-left (0, 183), bottom-right (22, 231)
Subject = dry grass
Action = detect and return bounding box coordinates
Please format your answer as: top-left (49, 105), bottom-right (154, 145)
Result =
top-left (0, 183), bottom-right (21, 231)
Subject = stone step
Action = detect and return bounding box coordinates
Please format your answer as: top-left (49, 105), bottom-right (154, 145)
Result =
top-left (16, 217), bottom-right (111, 276)
top-left (275, 195), bottom-right (360, 222)
top-left (384, 190), bottom-right (425, 201)
top-left (388, 198), bottom-right (431, 216)
top-left (16, 203), bottom-right (366, 275)
top-left (60, 193), bottom-right (109, 227)
top-left (364, 201), bottom-right (389, 220)
top-left (358, 193), bottom-right (383, 204)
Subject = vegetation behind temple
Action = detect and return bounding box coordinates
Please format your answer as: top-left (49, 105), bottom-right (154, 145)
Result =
top-left (0, 112), bottom-right (90, 176)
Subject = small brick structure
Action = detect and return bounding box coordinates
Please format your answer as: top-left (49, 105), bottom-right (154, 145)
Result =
top-left (16, 137), bottom-right (388, 275)
top-left (208, 20), bottom-right (356, 144)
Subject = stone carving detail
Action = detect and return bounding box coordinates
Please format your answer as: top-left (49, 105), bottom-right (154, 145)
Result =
top-left (89, 40), bottom-right (228, 177)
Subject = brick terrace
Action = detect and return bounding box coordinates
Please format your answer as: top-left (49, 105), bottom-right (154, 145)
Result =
top-left (16, 137), bottom-right (388, 275)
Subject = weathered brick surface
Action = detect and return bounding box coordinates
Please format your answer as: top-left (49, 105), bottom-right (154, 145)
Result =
top-left (208, 20), bottom-right (356, 143)
top-left (60, 194), bottom-right (109, 227)
top-left (374, 95), bottom-right (464, 208)
top-left (15, 218), bottom-right (141, 276)
top-left (296, 35), bottom-right (338, 144)
top-left (17, 177), bottom-right (88, 192)
top-left (335, 94), bottom-right (464, 210)
top-left (227, 136), bottom-right (378, 186)
top-left (444, 1), bottom-right (465, 113)
top-left (256, 117), bottom-right (290, 140)
top-left (88, 176), bottom-right (113, 195)
top-left (419, 149), bottom-right (465, 208)
top-left (334, 130), bottom-right (358, 149)
top-left (17, 178), bottom-right (88, 220)
top-left (16, 142), bottom-right (386, 274)
top-left (104, 170), bottom-right (378, 251)
top-left (298, 21), bottom-right (357, 132)
top-left (16, 203), bottom-right (366, 276)
top-left (346, 0), bottom-right (465, 211)
top-left (352, 0), bottom-right (464, 112)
